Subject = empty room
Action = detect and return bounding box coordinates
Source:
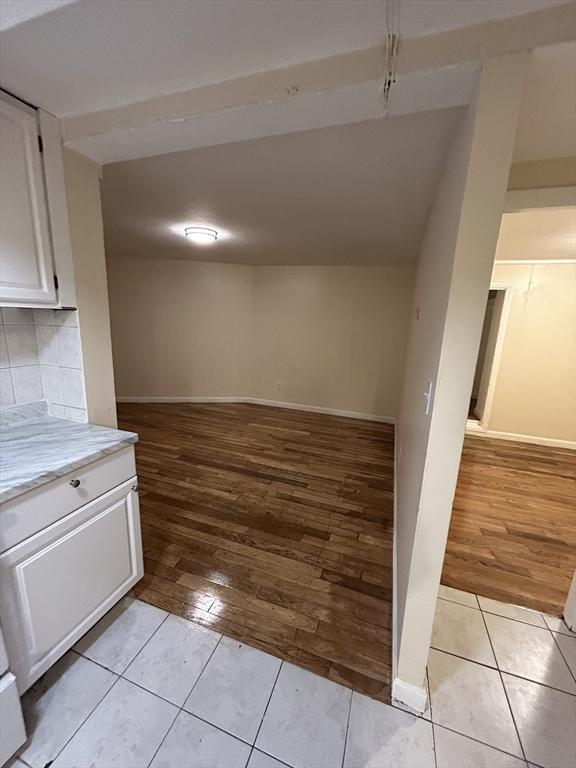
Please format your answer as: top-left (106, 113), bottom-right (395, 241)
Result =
top-left (0, 3), bottom-right (575, 768)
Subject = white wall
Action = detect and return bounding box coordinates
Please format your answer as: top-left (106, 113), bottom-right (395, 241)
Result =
top-left (108, 261), bottom-right (414, 418)
top-left (107, 258), bottom-right (253, 400)
top-left (64, 150), bottom-right (118, 427)
top-left (251, 266), bottom-right (414, 416)
top-left (393, 53), bottom-right (528, 707)
top-left (483, 261), bottom-right (576, 443)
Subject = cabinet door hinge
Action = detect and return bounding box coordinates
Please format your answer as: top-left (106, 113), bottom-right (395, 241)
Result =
top-left (38, 135), bottom-right (44, 153)
top-left (53, 274), bottom-right (59, 290)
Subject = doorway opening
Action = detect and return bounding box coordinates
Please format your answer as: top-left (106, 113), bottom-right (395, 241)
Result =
top-left (467, 284), bottom-right (512, 431)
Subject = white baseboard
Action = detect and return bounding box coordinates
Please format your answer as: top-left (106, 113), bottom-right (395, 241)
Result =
top-left (465, 423), bottom-right (575, 450)
top-left (116, 395), bottom-right (396, 424)
top-left (116, 396), bottom-right (248, 404)
top-left (249, 398), bottom-right (395, 423)
top-left (391, 677), bottom-right (428, 715)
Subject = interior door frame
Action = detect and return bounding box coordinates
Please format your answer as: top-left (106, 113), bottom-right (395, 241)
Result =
top-left (467, 282), bottom-right (514, 432)
top-left (467, 184), bottom-right (576, 434)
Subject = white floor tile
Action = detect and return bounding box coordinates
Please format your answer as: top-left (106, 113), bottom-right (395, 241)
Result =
top-left (344, 692), bottom-right (434, 768)
top-left (52, 678), bottom-right (177, 768)
top-left (432, 599), bottom-right (496, 666)
top-left (438, 586), bottom-right (479, 609)
top-left (74, 597), bottom-right (168, 673)
top-left (150, 711), bottom-right (251, 768)
top-left (256, 662), bottom-right (350, 768)
top-left (484, 614), bottom-right (576, 694)
top-left (503, 672), bottom-right (576, 768)
top-left (434, 726), bottom-right (527, 767)
top-left (184, 637), bottom-right (281, 743)
top-left (543, 615), bottom-right (576, 637)
top-left (553, 632), bottom-right (576, 679)
top-left (123, 613), bottom-right (221, 705)
top-left (247, 750), bottom-right (291, 768)
top-left (428, 649), bottom-right (522, 757)
top-left (478, 597), bottom-right (546, 628)
top-left (19, 652), bottom-right (116, 768)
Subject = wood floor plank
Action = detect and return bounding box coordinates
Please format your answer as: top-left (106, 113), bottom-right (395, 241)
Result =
top-left (443, 434), bottom-right (576, 615)
top-left (120, 402), bottom-right (394, 700)
top-left (120, 402), bottom-right (573, 703)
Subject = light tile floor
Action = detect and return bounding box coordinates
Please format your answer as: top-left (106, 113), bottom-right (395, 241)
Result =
top-left (11, 590), bottom-right (576, 768)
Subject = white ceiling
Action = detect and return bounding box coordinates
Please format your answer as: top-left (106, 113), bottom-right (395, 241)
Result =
top-left (102, 108), bottom-right (461, 266)
top-left (514, 42), bottom-right (576, 162)
top-left (496, 207), bottom-right (576, 261)
top-left (0, 0), bottom-right (566, 117)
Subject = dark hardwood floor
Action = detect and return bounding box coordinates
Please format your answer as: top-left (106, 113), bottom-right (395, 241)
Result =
top-left (117, 402), bottom-right (575, 701)
top-left (117, 402), bottom-right (394, 702)
top-left (443, 434), bottom-right (576, 616)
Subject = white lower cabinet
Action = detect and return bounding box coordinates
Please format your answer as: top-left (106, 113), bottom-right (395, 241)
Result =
top-left (0, 671), bottom-right (26, 765)
top-left (0, 451), bottom-right (143, 694)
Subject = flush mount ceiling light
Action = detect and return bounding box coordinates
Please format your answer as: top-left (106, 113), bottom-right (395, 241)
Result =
top-left (185, 226), bottom-right (218, 244)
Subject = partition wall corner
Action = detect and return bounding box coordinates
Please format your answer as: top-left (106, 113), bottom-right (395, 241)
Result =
top-left (391, 52), bottom-right (530, 713)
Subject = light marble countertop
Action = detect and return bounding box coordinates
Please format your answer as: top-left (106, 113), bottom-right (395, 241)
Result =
top-left (0, 402), bottom-right (138, 504)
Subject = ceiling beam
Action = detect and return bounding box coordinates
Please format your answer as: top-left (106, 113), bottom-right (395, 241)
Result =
top-left (61, 2), bottom-right (575, 164)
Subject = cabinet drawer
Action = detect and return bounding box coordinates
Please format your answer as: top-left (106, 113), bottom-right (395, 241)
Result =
top-left (0, 479), bottom-right (143, 692)
top-left (0, 446), bottom-right (136, 552)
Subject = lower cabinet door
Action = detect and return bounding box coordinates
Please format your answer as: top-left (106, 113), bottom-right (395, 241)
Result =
top-left (0, 479), bottom-right (143, 692)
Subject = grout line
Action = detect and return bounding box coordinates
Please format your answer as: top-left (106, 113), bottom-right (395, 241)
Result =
top-left (479, 608), bottom-right (528, 763)
top-left (437, 596), bottom-right (480, 611)
top-left (430, 718), bottom-right (438, 768)
top-left (180, 632), bottom-right (223, 706)
top-left (432, 721), bottom-right (533, 764)
top-left (340, 688), bottom-right (353, 768)
top-left (116, 664), bottom-right (197, 710)
top-left (426, 668), bottom-right (433, 722)
top-left (480, 608), bottom-right (549, 631)
top-left (549, 631), bottom-right (576, 686)
top-left (251, 747), bottom-right (293, 767)
top-left (174, 709), bottom-right (255, 748)
top-left (252, 660), bottom-right (284, 752)
top-left (144, 700), bottom-right (180, 768)
top-left (72, 608), bottom-right (171, 678)
top-left (429, 646), bottom-right (498, 672)
top-left (119, 610), bottom-right (171, 676)
top-left (46, 672), bottom-right (122, 766)
top-left (429, 647), bottom-right (576, 698)
top-left (426, 668), bottom-right (437, 767)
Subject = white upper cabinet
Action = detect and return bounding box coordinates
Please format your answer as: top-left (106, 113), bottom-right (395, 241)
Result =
top-left (0, 92), bottom-right (77, 308)
top-left (0, 96), bottom-right (57, 305)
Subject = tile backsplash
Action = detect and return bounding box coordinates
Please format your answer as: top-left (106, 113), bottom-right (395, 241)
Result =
top-left (0, 307), bottom-right (87, 421)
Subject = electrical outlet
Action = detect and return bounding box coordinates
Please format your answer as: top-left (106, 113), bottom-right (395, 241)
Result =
top-left (275, 381), bottom-right (281, 392)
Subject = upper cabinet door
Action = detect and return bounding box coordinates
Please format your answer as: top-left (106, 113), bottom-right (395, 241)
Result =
top-left (0, 97), bottom-right (56, 305)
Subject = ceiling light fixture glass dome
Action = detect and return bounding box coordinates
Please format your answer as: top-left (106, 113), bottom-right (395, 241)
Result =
top-left (185, 226), bottom-right (218, 244)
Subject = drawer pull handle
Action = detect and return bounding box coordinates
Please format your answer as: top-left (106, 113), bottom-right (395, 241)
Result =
top-left (131, 484), bottom-right (139, 493)
top-left (69, 479), bottom-right (81, 488)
